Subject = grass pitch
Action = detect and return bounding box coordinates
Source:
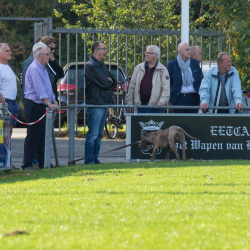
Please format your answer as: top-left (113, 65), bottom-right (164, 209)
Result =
top-left (0, 160), bottom-right (249, 250)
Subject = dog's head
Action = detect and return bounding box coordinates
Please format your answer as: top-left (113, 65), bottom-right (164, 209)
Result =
top-left (138, 132), bottom-right (156, 149)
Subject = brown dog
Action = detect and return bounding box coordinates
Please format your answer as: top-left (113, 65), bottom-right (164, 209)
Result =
top-left (138, 126), bottom-right (197, 161)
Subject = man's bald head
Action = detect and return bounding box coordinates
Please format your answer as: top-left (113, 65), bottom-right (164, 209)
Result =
top-left (178, 43), bottom-right (191, 62)
top-left (190, 46), bottom-right (202, 63)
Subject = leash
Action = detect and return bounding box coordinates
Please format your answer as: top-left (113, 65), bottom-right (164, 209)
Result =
top-left (8, 108), bottom-right (50, 125)
top-left (68, 141), bottom-right (140, 165)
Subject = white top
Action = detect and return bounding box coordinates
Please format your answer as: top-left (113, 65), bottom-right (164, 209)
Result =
top-left (0, 64), bottom-right (17, 100)
top-left (180, 66), bottom-right (196, 93)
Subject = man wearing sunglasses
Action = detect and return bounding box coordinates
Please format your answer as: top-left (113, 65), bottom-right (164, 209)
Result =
top-left (41, 36), bottom-right (64, 102)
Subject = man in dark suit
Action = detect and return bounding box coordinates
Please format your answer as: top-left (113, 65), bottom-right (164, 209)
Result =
top-left (167, 43), bottom-right (203, 113)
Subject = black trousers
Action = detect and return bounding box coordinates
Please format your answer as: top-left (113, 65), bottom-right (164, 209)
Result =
top-left (23, 99), bottom-right (46, 169)
top-left (173, 93), bottom-right (200, 113)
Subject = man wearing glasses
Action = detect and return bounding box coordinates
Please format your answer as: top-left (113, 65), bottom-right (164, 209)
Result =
top-left (190, 46), bottom-right (203, 63)
top-left (22, 42), bottom-right (60, 170)
top-left (84, 42), bottom-right (116, 164)
top-left (127, 45), bottom-right (170, 113)
top-left (167, 43), bottom-right (203, 113)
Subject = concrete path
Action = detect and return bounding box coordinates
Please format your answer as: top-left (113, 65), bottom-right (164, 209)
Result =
top-left (11, 128), bottom-right (129, 168)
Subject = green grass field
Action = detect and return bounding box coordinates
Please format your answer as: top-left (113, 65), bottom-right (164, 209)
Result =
top-left (0, 160), bottom-right (249, 250)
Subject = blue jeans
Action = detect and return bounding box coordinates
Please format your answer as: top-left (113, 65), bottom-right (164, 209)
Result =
top-left (173, 93), bottom-right (200, 113)
top-left (138, 103), bottom-right (163, 113)
top-left (85, 108), bottom-right (108, 164)
top-left (5, 99), bottom-right (19, 125)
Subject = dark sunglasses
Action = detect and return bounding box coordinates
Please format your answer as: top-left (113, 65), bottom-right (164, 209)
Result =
top-left (48, 46), bottom-right (56, 51)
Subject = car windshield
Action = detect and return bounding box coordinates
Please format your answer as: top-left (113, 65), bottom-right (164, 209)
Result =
top-left (61, 64), bottom-right (125, 85)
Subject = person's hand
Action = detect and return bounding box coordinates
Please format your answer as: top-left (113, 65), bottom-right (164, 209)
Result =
top-left (157, 102), bottom-right (164, 106)
top-left (127, 107), bottom-right (134, 113)
top-left (49, 52), bottom-right (55, 61)
top-left (0, 96), bottom-right (5, 104)
top-left (200, 103), bottom-right (208, 111)
top-left (48, 103), bottom-right (60, 111)
top-left (236, 103), bottom-right (244, 110)
top-left (108, 77), bottom-right (113, 83)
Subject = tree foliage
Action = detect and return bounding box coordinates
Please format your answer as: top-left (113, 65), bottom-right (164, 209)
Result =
top-left (54, 0), bottom-right (218, 76)
top-left (204, 0), bottom-right (250, 87)
top-left (0, 0), bottom-right (61, 73)
top-left (1, 0), bottom-right (249, 88)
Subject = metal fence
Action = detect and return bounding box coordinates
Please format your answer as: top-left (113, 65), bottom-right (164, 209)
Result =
top-left (44, 104), bottom-right (250, 168)
top-left (49, 27), bottom-right (229, 131)
top-left (0, 16), bottom-right (53, 43)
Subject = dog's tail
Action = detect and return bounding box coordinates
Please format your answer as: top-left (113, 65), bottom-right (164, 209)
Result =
top-left (177, 127), bottom-right (197, 140)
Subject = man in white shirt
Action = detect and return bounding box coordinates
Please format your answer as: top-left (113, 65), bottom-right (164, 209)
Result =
top-left (0, 43), bottom-right (19, 136)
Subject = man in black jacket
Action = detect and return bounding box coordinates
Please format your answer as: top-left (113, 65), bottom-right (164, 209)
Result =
top-left (85, 42), bottom-right (116, 164)
top-left (41, 36), bottom-right (64, 102)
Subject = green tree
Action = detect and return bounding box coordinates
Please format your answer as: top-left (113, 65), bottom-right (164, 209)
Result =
top-left (54, 0), bottom-right (217, 76)
top-left (204, 0), bottom-right (250, 88)
top-left (0, 0), bottom-right (63, 74)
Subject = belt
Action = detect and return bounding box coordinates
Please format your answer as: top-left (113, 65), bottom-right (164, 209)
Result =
top-left (179, 92), bottom-right (197, 96)
top-left (26, 99), bottom-right (47, 106)
top-left (5, 98), bottom-right (16, 102)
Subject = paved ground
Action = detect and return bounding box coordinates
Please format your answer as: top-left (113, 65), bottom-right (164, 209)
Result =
top-left (11, 128), bottom-right (129, 168)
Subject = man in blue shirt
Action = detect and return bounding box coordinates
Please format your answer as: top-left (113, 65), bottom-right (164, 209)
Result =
top-left (22, 42), bottom-right (60, 171)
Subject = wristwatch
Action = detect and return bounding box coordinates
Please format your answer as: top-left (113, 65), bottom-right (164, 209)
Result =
top-left (53, 101), bottom-right (58, 104)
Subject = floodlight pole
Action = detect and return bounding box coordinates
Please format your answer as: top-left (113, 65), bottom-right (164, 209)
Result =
top-left (181, 0), bottom-right (189, 44)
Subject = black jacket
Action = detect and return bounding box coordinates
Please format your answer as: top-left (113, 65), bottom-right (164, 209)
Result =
top-left (85, 55), bottom-right (116, 105)
top-left (47, 59), bottom-right (64, 102)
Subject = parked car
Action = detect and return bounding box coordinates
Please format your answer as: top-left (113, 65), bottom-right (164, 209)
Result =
top-left (55, 62), bottom-right (127, 126)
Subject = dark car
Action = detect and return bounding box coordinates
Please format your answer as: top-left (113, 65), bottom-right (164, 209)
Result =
top-left (56, 62), bottom-right (127, 126)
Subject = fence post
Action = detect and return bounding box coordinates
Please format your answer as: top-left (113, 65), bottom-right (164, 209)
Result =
top-left (68, 106), bottom-right (75, 164)
top-left (48, 17), bottom-right (53, 36)
top-left (34, 22), bottom-right (37, 43)
top-left (44, 108), bottom-right (54, 168)
top-left (134, 103), bottom-right (138, 115)
top-left (218, 34), bottom-right (223, 52)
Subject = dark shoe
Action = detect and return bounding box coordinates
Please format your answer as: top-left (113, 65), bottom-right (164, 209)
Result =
top-left (12, 165), bottom-right (21, 170)
top-left (95, 160), bottom-right (101, 164)
top-left (50, 163), bottom-right (56, 168)
top-left (32, 164), bottom-right (40, 170)
top-left (22, 165), bottom-right (38, 171)
top-left (84, 162), bottom-right (95, 165)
